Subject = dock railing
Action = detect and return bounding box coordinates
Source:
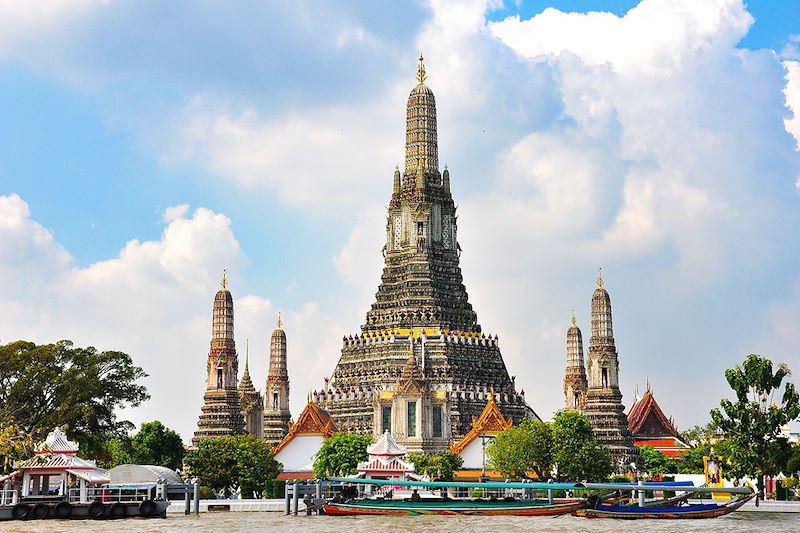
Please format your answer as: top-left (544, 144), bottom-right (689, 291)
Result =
top-left (67, 486), bottom-right (152, 504)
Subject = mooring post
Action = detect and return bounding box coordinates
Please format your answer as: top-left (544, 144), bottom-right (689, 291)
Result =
top-left (285, 482), bottom-right (291, 515)
top-left (193, 480), bottom-right (200, 515)
top-left (638, 481), bottom-right (645, 507)
top-left (547, 488), bottom-right (553, 504)
top-left (293, 480), bottom-right (300, 515)
top-left (316, 480), bottom-right (322, 501)
top-left (184, 489), bottom-right (191, 515)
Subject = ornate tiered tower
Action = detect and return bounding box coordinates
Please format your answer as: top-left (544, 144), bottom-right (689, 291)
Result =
top-left (582, 270), bottom-right (639, 470)
top-left (314, 55), bottom-right (535, 452)
top-left (193, 272), bottom-right (246, 445)
top-left (239, 342), bottom-right (264, 439)
top-left (263, 315), bottom-right (291, 447)
top-left (563, 311), bottom-right (588, 411)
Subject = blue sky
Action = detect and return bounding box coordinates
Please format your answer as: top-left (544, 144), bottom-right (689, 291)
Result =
top-left (1, 0), bottom-right (799, 442)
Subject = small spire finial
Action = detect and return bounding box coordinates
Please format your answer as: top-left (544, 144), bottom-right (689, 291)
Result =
top-left (245, 338), bottom-right (249, 367)
top-left (221, 269), bottom-right (228, 289)
top-left (571, 309), bottom-right (577, 326)
top-left (416, 52), bottom-right (427, 84)
top-left (277, 312), bottom-right (282, 329)
top-left (596, 266), bottom-right (604, 288)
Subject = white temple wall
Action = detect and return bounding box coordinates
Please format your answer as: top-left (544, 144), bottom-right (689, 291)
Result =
top-left (274, 435), bottom-right (324, 471)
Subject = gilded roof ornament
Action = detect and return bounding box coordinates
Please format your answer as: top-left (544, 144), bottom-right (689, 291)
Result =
top-left (571, 309), bottom-right (577, 326)
top-left (277, 312), bottom-right (282, 329)
top-left (596, 266), bottom-right (604, 288)
top-left (416, 52), bottom-right (427, 84)
top-left (221, 269), bottom-right (228, 289)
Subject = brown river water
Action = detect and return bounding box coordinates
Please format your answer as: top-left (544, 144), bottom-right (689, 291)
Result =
top-left (1, 512), bottom-right (798, 533)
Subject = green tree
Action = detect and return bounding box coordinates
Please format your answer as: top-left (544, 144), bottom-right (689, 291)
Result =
top-left (680, 421), bottom-right (722, 447)
top-left (407, 451), bottom-right (464, 481)
top-left (639, 445), bottom-right (677, 476)
top-left (312, 433), bottom-right (371, 479)
top-left (0, 422), bottom-right (33, 475)
top-left (550, 410), bottom-right (613, 482)
top-left (185, 435), bottom-right (281, 498)
top-left (0, 340), bottom-right (149, 457)
top-left (104, 421), bottom-right (185, 470)
top-left (674, 442), bottom-right (713, 474)
top-left (486, 418), bottom-right (552, 479)
top-left (711, 354), bottom-right (800, 504)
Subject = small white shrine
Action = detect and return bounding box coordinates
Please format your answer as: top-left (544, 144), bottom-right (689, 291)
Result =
top-left (1, 428), bottom-right (109, 505)
top-left (356, 431), bottom-right (416, 480)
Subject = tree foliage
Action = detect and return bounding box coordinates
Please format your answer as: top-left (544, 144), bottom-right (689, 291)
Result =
top-left (639, 445), bottom-right (677, 475)
top-left (710, 353), bottom-right (800, 502)
top-left (184, 435), bottom-right (281, 498)
top-left (0, 422), bottom-right (33, 475)
top-left (312, 433), bottom-right (372, 479)
top-left (103, 420), bottom-right (185, 470)
top-left (0, 340), bottom-right (149, 458)
top-left (550, 410), bottom-right (613, 482)
top-left (407, 451), bottom-right (464, 481)
top-left (486, 418), bottom-right (552, 479)
top-left (487, 412), bottom-right (612, 482)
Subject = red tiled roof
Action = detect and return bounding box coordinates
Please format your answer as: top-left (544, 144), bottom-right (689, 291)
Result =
top-left (627, 389), bottom-right (678, 438)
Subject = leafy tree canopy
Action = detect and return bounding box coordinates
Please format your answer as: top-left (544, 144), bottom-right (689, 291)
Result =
top-left (487, 411), bottom-right (612, 482)
top-left (550, 410), bottom-right (613, 482)
top-left (185, 435), bottom-right (281, 498)
top-left (486, 418), bottom-right (552, 480)
top-left (312, 433), bottom-right (371, 479)
top-left (0, 422), bottom-right (33, 475)
top-left (0, 340), bottom-right (149, 458)
top-left (710, 353), bottom-right (800, 502)
top-left (407, 451), bottom-right (464, 481)
top-left (639, 445), bottom-right (678, 476)
top-left (103, 420), bottom-right (185, 470)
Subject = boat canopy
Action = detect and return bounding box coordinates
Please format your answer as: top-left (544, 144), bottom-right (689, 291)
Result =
top-left (581, 482), bottom-right (753, 494)
top-left (327, 477), bottom-right (584, 491)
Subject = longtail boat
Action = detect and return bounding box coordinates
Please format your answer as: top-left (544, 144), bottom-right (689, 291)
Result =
top-left (574, 483), bottom-right (755, 519)
top-left (324, 477), bottom-right (588, 516)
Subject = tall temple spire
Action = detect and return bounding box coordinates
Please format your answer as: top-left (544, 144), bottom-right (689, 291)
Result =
top-left (263, 313), bottom-right (291, 447)
top-left (321, 54), bottom-right (536, 452)
top-left (404, 53), bottom-right (438, 178)
top-left (582, 271), bottom-right (639, 471)
top-left (239, 338), bottom-right (264, 439)
top-left (194, 275), bottom-right (245, 445)
top-left (564, 311), bottom-right (588, 410)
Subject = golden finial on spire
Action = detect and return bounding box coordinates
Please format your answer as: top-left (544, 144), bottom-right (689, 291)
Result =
top-left (245, 338), bottom-right (249, 367)
top-left (276, 312), bottom-right (282, 329)
top-left (221, 269), bottom-right (228, 289)
top-left (571, 309), bottom-right (577, 326)
top-left (596, 266), bottom-right (604, 288)
top-left (416, 52), bottom-right (427, 84)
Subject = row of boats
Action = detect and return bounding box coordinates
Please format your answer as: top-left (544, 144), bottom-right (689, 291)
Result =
top-left (322, 477), bottom-right (755, 519)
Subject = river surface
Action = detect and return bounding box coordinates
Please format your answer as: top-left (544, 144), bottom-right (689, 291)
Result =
top-left (1, 512), bottom-right (799, 532)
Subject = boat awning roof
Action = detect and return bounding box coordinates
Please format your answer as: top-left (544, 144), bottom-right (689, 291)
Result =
top-left (327, 477), bottom-right (584, 491)
top-left (67, 469), bottom-right (110, 484)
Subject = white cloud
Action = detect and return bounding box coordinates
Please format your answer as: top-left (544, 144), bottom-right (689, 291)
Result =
top-left (785, 60), bottom-right (800, 150)
top-left (0, 0), bottom-right (110, 58)
top-left (166, 98), bottom-right (400, 213)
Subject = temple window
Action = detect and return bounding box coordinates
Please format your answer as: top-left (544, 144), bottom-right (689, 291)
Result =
top-left (382, 405), bottom-right (392, 434)
top-left (433, 405), bottom-right (443, 438)
top-left (574, 391), bottom-right (580, 409)
top-left (407, 401), bottom-right (417, 437)
top-left (273, 392), bottom-right (279, 410)
top-left (216, 368), bottom-right (223, 389)
top-left (602, 367), bottom-right (609, 388)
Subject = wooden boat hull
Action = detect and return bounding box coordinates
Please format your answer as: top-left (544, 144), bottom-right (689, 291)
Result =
top-left (324, 498), bottom-right (586, 516)
top-left (573, 493), bottom-right (755, 519)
